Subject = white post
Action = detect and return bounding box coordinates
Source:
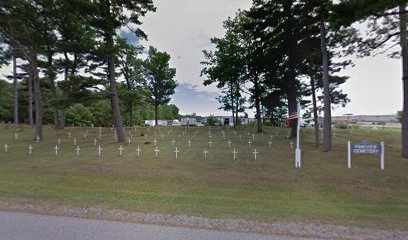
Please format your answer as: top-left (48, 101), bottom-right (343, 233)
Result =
top-left (188, 140), bottom-right (191, 148)
top-left (253, 149), bottom-right (259, 160)
top-left (136, 146), bottom-right (141, 157)
top-left (4, 144), bottom-right (9, 153)
top-left (54, 145), bottom-right (59, 156)
top-left (203, 148), bottom-right (208, 159)
top-left (118, 145), bottom-right (124, 156)
top-left (381, 141), bottom-right (385, 170)
top-left (76, 146), bottom-right (80, 156)
top-left (348, 141), bottom-right (352, 169)
top-left (295, 102), bottom-right (301, 168)
top-left (28, 145), bottom-right (33, 155)
top-left (97, 146), bottom-right (103, 157)
top-left (232, 148), bottom-right (238, 160)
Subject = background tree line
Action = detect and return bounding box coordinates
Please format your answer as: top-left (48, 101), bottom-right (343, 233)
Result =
top-left (201, 0), bottom-right (408, 156)
top-left (0, 0), bottom-right (178, 142)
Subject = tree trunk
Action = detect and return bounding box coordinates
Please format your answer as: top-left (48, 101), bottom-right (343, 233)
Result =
top-left (12, 50), bottom-right (18, 125)
top-left (61, 108), bottom-right (66, 129)
top-left (47, 53), bottom-right (59, 129)
top-left (27, 63), bottom-right (34, 126)
top-left (230, 81), bottom-right (236, 128)
top-left (129, 103), bottom-right (134, 127)
top-left (107, 34), bottom-right (125, 142)
top-left (400, 4), bottom-right (408, 157)
top-left (154, 103), bottom-right (158, 126)
top-left (31, 53), bottom-right (43, 140)
top-left (254, 74), bottom-right (263, 133)
top-left (310, 77), bottom-right (320, 147)
top-left (320, 20), bottom-right (331, 152)
top-left (286, 76), bottom-right (298, 139)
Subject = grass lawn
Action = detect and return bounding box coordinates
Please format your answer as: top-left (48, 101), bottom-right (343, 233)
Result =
top-left (0, 124), bottom-right (407, 230)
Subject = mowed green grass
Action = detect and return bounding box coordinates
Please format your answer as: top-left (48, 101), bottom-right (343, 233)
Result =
top-left (0, 124), bottom-right (407, 230)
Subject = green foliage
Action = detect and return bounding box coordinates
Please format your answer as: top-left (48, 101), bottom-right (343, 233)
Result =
top-left (0, 80), bottom-right (13, 122)
top-left (397, 110), bottom-right (403, 123)
top-left (66, 103), bottom-right (94, 127)
top-left (206, 115), bottom-right (220, 126)
top-left (90, 100), bottom-right (112, 127)
top-left (159, 104), bottom-right (179, 120)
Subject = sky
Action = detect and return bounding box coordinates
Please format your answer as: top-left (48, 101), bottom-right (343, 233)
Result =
top-left (138, 0), bottom-right (403, 117)
top-left (0, 0), bottom-right (402, 118)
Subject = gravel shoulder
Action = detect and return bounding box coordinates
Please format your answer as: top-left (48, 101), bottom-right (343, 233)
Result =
top-left (0, 201), bottom-right (406, 240)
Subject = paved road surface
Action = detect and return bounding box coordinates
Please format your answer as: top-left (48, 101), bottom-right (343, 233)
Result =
top-left (0, 211), bottom-right (316, 240)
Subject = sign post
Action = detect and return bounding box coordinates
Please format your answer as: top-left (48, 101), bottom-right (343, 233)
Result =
top-left (295, 102), bottom-right (301, 168)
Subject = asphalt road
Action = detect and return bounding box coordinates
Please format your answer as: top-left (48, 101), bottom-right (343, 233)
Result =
top-left (0, 211), bottom-right (316, 240)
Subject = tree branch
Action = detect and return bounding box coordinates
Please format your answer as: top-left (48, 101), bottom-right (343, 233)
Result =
top-left (374, 10), bottom-right (408, 17)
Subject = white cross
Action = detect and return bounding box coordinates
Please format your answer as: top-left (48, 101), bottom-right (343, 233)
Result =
top-left (83, 133), bottom-right (87, 139)
top-left (290, 140), bottom-right (294, 150)
top-left (14, 133), bottom-right (18, 139)
top-left (268, 140), bottom-right (272, 148)
top-left (28, 145), bottom-right (33, 155)
top-left (248, 140), bottom-right (252, 147)
top-left (73, 138), bottom-right (77, 146)
top-left (154, 147), bottom-right (160, 157)
top-left (4, 144), bottom-right (9, 153)
top-left (97, 145), bottom-right (103, 157)
top-left (153, 139), bottom-right (157, 146)
top-left (136, 146), bottom-right (141, 157)
top-left (232, 148), bottom-right (238, 160)
top-left (68, 132), bottom-right (71, 138)
top-left (128, 138), bottom-right (132, 146)
top-left (171, 140), bottom-right (176, 147)
top-left (75, 146), bottom-right (80, 156)
top-left (36, 136), bottom-right (40, 144)
top-left (252, 134), bottom-right (255, 140)
top-left (188, 139), bottom-right (191, 148)
top-left (209, 135), bottom-right (212, 140)
top-left (208, 141), bottom-right (212, 147)
top-left (203, 148), bottom-right (209, 159)
top-left (94, 138), bottom-right (97, 146)
top-left (174, 147), bottom-right (179, 159)
top-left (54, 145), bottom-right (59, 156)
top-left (58, 138), bottom-right (61, 145)
top-left (118, 145), bottom-right (124, 156)
top-left (227, 140), bottom-right (232, 148)
top-left (253, 149), bottom-right (259, 160)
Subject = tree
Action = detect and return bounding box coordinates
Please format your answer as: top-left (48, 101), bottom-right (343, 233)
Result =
top-left (246, 0), bottom-right (320, 138)
top-left (331, 0), bottom-right (408, 157)
top-left (90, 0), bottom-right (155, 142)
top-left (116, 38), bottom-right (147, 126)
top-left (144, 46), bottom-right (177, 126)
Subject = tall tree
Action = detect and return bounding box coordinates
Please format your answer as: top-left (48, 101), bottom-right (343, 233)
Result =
top-left (332, 0), bottom-right (408, 157)
top-left (90, 0), bottom-right (155, 141)
top-left (144, 46), bottom-right (177, 126)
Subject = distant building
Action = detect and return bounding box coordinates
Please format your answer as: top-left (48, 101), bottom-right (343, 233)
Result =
top-left (332, 115), bottom-right (398, 124)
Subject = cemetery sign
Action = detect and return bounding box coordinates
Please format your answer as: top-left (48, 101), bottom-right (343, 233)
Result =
top-left (348, 140), bottom-right (384, 170)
